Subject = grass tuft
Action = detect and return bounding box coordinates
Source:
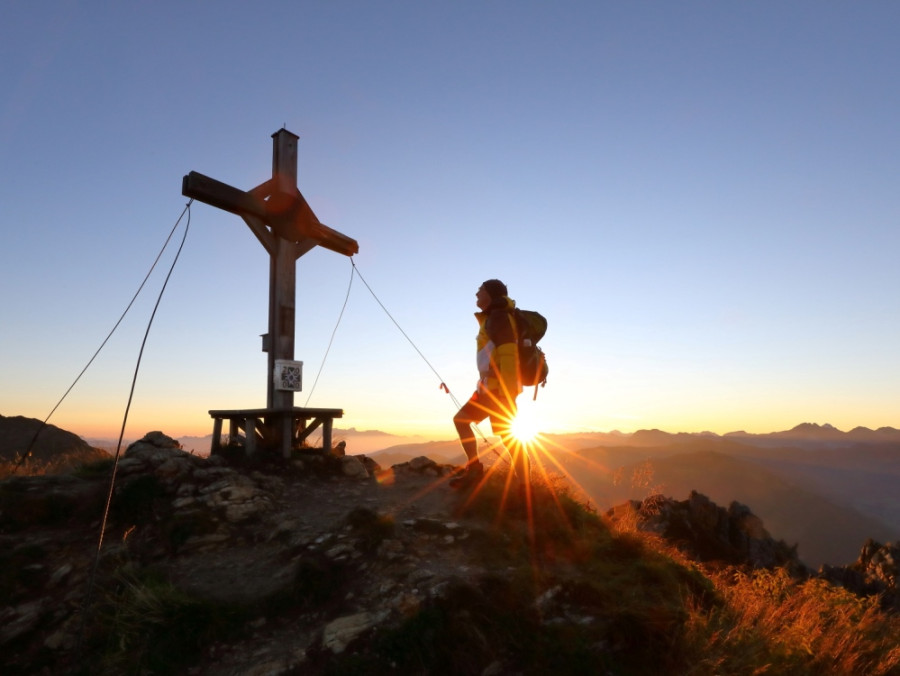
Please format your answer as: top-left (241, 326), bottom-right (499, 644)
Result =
top-left (88, 567), bottom-right (248, 675)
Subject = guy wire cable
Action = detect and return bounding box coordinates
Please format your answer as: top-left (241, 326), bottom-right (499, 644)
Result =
top-left (349, 259), bottom-right (496, 451)
top-left (350, 258), bottom-right (463, 410)
top-left (303, 257), bottom-right (355, 406)
top-left (13, 200), bottom-right (194, 474)
top-left (74, 200), bottom-right (192, 659)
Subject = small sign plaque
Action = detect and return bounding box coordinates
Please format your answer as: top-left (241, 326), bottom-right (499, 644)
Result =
top-left (274, 360), bottom-right (303, 391)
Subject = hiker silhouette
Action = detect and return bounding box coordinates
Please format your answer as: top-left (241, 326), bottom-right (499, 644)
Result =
top-left (451, 279), bottom-right (529, 490)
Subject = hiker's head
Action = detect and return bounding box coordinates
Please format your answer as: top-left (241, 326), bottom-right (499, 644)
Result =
top-left (477, 279), bottom-right (507, 310)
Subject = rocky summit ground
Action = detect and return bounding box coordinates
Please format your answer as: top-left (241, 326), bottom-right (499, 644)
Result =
top-left (2, 431), bottom-right (899, 675)
top-left (2, 431), bottom-right (579, 675)
top-left (156, 452), bottom-right (504, 674)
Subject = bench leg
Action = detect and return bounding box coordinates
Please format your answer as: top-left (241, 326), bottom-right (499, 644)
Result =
top-left (211, 418), bottom-right (223, 454)
top-left (323, 418), bottom-right (333, 452)
top-left (280, 415), bottom-right (293, 459)
top-left (245, 418), bottom-right (256, 457)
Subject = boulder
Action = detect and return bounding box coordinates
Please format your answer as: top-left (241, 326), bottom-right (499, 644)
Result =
top-left (322, 611), bottom-right (387, 653)
top-left (341, 456), bottom-right (369, 479)
top-left (820, 539), bottom-right (900, 610)
top-left (607, 491), bottom-right (800, 570)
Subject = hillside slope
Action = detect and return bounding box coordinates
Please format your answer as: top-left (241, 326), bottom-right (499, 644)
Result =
top-left (2, 432), bottom-right (899, 675)
top-left (0, 414), bottom-right (108, 473)
top-left (564, 447), bottom-right (897, 568)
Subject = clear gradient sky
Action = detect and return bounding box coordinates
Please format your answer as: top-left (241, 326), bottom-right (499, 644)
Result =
top-left (2, 2), bottom-right (898, 442)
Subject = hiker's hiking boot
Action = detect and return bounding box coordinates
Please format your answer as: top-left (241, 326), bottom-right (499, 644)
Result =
top-left (449, 460), bottom-right (484, 490)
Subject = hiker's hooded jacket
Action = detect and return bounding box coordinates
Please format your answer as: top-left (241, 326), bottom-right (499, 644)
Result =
top-left (474, 295), bottom-right (522, 404)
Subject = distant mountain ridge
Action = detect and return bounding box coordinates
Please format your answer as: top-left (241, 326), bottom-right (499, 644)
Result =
top-left (76, 421), bottom-right (900, 457)
top-left (0, 414), bottom-right (104, 463)
top-left (583, 422), bottom-right (900, 448)
top-left (727, 422), bottom-right (900, 448)
top-left (84, 427), bottom-right (430, 456)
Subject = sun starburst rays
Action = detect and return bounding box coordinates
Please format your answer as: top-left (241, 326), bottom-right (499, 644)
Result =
top-left (370, 405), bottom-right (618, 583)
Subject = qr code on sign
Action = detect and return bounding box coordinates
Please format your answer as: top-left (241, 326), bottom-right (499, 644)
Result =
top-left (280, 366), bottom-right (301, 389)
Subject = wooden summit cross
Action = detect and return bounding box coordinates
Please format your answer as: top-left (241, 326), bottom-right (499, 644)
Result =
top-left (182, 129), bottom-right (359, 458)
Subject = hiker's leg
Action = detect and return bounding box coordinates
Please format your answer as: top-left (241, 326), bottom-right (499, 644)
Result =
top-left (454, 393), bottom-right (487, 464)
top-left (451, 394), bottom-right (489, 489)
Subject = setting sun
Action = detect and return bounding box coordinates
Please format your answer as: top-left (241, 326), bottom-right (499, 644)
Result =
top-left (510, 404), bottom-right (540, 443)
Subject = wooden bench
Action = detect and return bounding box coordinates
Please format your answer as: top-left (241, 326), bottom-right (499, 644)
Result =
top-left (209, 407), bottom-right (344, 458)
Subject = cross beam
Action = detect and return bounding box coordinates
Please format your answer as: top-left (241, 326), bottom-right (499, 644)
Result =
top-left (181, 171), bottom-right (358, 257)
top-left (182, 129), bottom-right (358, 441)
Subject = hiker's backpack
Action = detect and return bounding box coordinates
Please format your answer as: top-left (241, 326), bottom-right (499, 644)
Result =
top-left (513, 308), bottom-right (549, 394)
